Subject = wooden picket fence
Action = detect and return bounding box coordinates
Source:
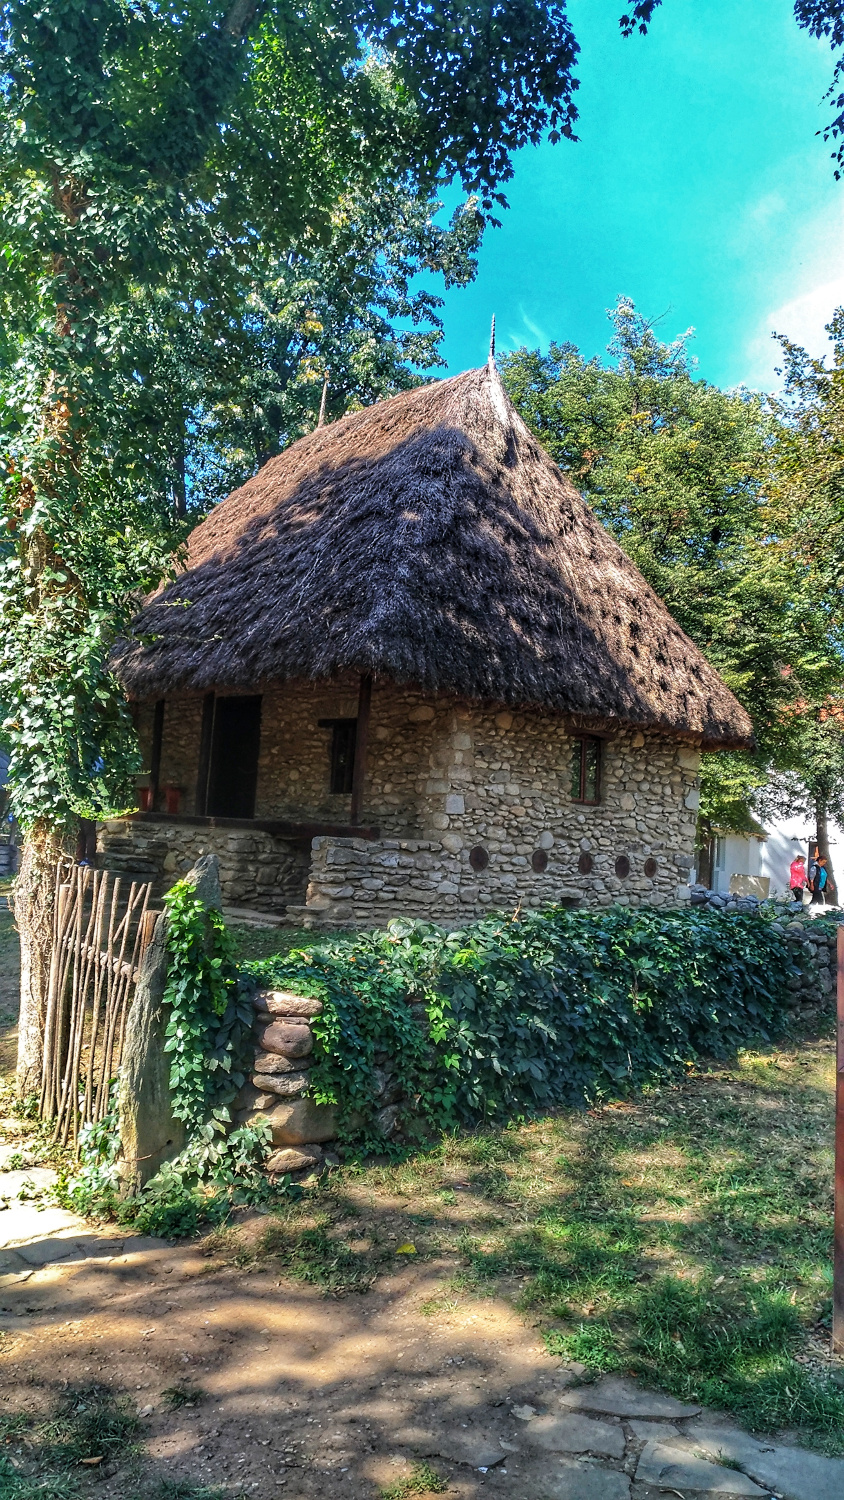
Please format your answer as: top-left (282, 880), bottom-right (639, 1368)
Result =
top-left (38, 864), bottom-right (158, 1148)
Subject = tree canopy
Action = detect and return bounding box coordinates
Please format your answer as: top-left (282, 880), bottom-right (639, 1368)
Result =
top-left (0, 0), bottom-right (587, 838)
top-left (500, 300), bottom-right (844, 833)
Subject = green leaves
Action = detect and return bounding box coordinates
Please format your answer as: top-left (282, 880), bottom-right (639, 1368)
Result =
top-left (247, 903), bottom-right (802, 1143)
top-left (162, 881), bottom-right (253, 1128)
top-left (500, 297), bottom-right (844, 831)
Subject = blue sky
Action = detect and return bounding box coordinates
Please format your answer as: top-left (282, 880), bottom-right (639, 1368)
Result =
top-left (438, 0), bottom-right (844, 392)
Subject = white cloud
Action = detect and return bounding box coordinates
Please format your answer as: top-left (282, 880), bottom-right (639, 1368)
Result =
top-left (747, 276), bottom-right (844, 389)
top-left (741, 188), bottom-right (844, 391)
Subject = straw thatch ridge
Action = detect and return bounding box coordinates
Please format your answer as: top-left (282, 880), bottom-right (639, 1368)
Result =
top-left (115, 362), bottom-right (753, 750)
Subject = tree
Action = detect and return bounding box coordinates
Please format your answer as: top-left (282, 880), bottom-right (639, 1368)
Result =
top-left (757, 709), bottom-right (844, 899)
top-left (754, 312), bottom-right (844, 883)
top-left (500, 300), bottom-right (844, 847)
top-left (0, 0), bottom-right (586, 1091)
top-left (179, 187), bottom-right (484, 508)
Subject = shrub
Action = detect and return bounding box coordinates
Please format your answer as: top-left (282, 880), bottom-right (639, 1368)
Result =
top-left (246, 903), bottom-right (804, 1143)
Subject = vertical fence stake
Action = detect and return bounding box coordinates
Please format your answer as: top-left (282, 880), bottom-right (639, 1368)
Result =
top-left (834, 923), bottom-right (844, 1353)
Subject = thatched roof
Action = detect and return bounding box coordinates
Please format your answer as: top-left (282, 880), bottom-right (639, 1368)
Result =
top-left (115, 361), bottom-right (752, 750)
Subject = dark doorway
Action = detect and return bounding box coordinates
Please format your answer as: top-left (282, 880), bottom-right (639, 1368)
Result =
top-left (205, 696), bottom-right (262, 818)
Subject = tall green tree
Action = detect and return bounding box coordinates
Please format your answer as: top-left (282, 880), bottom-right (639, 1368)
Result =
top-left (501, 300), bottom-right (844, 846)
top-left (0, 0), bottom-right (585, 1090)
top-left (181, 187), bottom-right (483, 507)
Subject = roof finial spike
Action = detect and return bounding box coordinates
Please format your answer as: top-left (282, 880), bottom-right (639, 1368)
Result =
top-left (317, 370), bottom-right (329, 428)
top-left (489, 314), bottom-right (496, 362)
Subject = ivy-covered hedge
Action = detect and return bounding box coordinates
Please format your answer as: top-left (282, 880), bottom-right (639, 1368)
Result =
top-left (246, 903), bottom-right (807, 1144)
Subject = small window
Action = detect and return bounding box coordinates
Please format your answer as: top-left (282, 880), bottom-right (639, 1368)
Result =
top-left (319, 718), bottom-right (357, 795)
top-left (570, 736), bottom-right (601, 805)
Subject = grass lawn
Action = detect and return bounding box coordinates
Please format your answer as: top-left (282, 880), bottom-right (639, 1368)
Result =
top-left (227, 1025), bottom-right (844, 1451)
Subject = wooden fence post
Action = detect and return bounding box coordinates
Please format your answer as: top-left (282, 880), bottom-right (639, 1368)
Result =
top-left (834, 922), bottom-right (844, 1353)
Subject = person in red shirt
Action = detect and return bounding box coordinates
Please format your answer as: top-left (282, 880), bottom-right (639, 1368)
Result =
top-left (789, 854), bottom-right (808, 904)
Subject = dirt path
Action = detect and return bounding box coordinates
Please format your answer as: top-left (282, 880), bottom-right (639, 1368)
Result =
top-left (0, 1228), bottom-right (577, 1498)
top-left (3, 1218), bottom-right (844, 1500)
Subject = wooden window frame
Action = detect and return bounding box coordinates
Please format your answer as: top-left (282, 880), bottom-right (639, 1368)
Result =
top-left (319, 717), bottom-right (358, 796)
top-left (571, 735), bottom-right (602, 806)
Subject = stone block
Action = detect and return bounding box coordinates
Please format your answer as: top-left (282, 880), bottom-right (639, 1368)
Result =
top-left (266, 1146), bottom-right (323, 1175)
top-left (252, 1045), bottom-right (309, 1077)
top-left (256, 992), bottom-right (323, 1017)
top-left (258, 1097), bottom-right (337, 1145)
top-left (255, 1021), bottom-right (314, 1059)
top-left (252, 1071), bottom-right (309, 1097)
top-left (445, 793), bottom-right (465, 814)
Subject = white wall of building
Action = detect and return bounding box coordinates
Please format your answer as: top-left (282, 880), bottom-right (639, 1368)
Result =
top-left (760, 813), bottom-right (844, 898)
top-left (710, 831), bottom-right (764, 894)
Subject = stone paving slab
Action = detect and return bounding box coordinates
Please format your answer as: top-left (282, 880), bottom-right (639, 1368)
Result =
top-left (628, 1419), bottom-right (680, 1442)
top-left (561, 1376), bottom-right (702, 1419)
top-left (688, 1423), bottom-right (844, 1500)
top-left (397, 1423), bottom-right (510, 1469)
top-left (542, 1457), bottom-right (631, 1498)
top-left (524, 1412), bottom-right (625, 1457)
top-left (0, 1167), bottom-right (56, 1197)
top-left (636, 1439), bottom-right (768, 1494)
top-left (0, 1201), bottom-right (90, 1248)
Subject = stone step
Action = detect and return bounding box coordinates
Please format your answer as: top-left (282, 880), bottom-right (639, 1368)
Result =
top-left (221, 904), bottom-right (285, 928)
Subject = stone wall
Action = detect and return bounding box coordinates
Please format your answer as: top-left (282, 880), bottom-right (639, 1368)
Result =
top-left (120, 680), bottom-right (702, 923)
top-left (299, 712), bottom-right (700, 926)
top-left (690, 885), bottom-right (840, 1008)
top-left (97, 818), bottom-right (310, 915)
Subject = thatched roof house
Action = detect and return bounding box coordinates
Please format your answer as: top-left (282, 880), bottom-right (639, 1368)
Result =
top-left (106, 360), bottom-right (751, 926)
top-left (117, 362), bottom-right (749, 747)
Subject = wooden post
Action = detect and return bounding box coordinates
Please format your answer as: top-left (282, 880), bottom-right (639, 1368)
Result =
top-left (350, 672), bottom-right (372, 826)
top-left (150, 699), bottom-right (165, 809)
top-left (834, 922), bottom-right (844, 1353)
top-left (195, 693), bottom-right (215, 816)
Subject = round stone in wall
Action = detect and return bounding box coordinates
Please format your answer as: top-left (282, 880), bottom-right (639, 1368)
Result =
top-left (615, 854), bottom-right (631, 879)
top-left (469, 845), bottom-right (490, 872)
top-left (531, 849), bottom-right (549, 873)
top-left (578, 851), bottom-right (593, 875)
top-left (644, 856), bottom-right (658, 878)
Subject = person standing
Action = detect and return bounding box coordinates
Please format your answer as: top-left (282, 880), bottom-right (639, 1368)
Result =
top-left (812, 855), bottom-right (830, 905)
top-left (789, 854), bottom-right (808, 904)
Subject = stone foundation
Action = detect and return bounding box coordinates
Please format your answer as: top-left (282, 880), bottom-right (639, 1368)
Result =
top-left (97, 819), bottom-right (311, 915)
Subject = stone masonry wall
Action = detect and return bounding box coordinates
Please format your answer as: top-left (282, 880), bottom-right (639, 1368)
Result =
top-left (119, 681), bottom-right (701, 921)
top-left (97, 819), bottom-right (310, 914)
top-left (300, 706), bottom-right (700, 926)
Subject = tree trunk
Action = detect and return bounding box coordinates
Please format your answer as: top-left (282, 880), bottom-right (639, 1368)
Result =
top-left (12, 822), bottom-right (69, 1096)
top-left (815, 799), bottom-right (837, 903)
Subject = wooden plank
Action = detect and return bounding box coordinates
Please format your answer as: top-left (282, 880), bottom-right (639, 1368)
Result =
top-left (195, 693), bottom-right (215, 815)
top-left (350, 672), bottom-right (373, 825)
top-left (834, 922), bottom-right (844, 1353)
